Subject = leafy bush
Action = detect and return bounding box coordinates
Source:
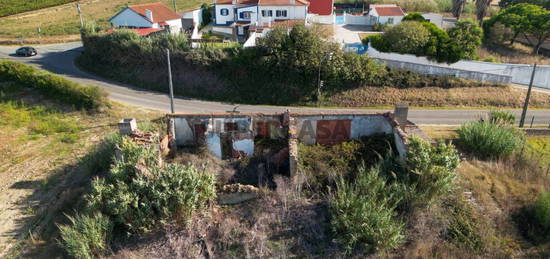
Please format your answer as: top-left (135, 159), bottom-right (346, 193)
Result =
top-left (534, 191), bottom-right (550, 229)
top-left (382, 21), bottom-right (431, 55)
top-left (0, 60), bottom-right (107, 110)
top-left (330, 164), bottom-right (405, 254)
top-left (457, 121), bottom-right (524, 159)
top-left (80, 24), bottom-right (496, 106)
top-left (487, 110), bottom-right (516, 125)
top-left (58, 213), bottom-right (113, 259)
top-left (86, 138), bottom-right (216, 233)
top-left (0, 0), bottom-right (76, 17)
top-left (405, 136), bottom-right (460, 206)
top-left (371, 18), bottom-right (482, 63)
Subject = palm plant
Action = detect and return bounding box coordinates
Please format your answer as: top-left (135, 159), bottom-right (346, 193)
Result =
top-left (475, 0), bottom-right (493, 25)
top-left (452, 0), bottom-right (466, 20)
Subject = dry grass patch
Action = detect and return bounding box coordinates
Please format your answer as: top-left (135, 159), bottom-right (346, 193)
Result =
top-left (419, 126), bottom-right (459, 141)
top-left (478, 43), bottom-right (550, 65)
top-left (0, 0), bottom-right (208, 39)
top-left (328, 85), bottom-right (550, 108)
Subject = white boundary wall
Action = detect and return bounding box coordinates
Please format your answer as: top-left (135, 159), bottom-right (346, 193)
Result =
top-left (367, 45), bottom-right (550, 88)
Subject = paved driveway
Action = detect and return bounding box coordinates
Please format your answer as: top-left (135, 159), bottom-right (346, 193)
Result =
top-left (332, 25), bottom-right (372, 44)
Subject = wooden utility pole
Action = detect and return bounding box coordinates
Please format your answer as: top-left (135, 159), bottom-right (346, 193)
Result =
top-left (76, 3), bottom-right (83, 27)
top-left (166, 48), bottom-right (175, 114)
top-left (519, 63), bottom-right (537, 127)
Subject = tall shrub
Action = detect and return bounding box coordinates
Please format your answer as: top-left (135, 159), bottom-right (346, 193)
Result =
top-left (405, 136), bottom-right (460, 206)
top-left (457, 121), bottom-right (524, 159)
top-left (85, 138), bottom-right (216, 233)
top-left (330, 165), bottom-right (405, 254)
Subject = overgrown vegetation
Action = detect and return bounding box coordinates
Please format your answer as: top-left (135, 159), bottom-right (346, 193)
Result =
top-left (79, 24), bottom-right (498, 106)
top-left (297, 134), bottom-right (396, 193)
top-left (457, 121), bottom-right (525, 159)
top-left (330, 164), bottom-right (405, 254)
top-left (0, 60), bottom-right (107, 110)
top-left (0, 0), bottom-right (76, 17)
top-left (533, 191), bottom-right (550, 229)
top-left (487, 109), bottom-right (516, 125)
top-left (367, 14), bottom-right (483, 63)
top-left (58, 137), bottom-right (216, 258)
top-left (327, 136), bottom-right (461, 254)
top-left (58, 213), bottom-right (113, 259)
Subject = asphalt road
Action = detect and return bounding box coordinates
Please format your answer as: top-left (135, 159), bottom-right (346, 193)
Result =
top-left (1, 42), bottom-right (549, 125)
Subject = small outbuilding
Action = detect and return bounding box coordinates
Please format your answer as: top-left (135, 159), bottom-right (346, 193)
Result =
top-left (369, 4), bottom-right (405, 25)
top-left (109, 3), bottom-right (183, 34)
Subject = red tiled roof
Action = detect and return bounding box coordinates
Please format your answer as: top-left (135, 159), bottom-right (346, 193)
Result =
top-left (134, 28), bottom-right (164, 36)
top-left (259, 0), bottom-right (308, 6)
top-left (216, 0), bottom-right (307, 5)
top-left (373, 6), bottom-right (405, 16)
top-left (216, 0), bottom-right (259, 4)
top-left (259, 19), bottom-right (304, 28)
top-left (128, 3), bottom-right (181, 23)
top-left (106, 28), bottom-right (164, 36)
top-left (308, 0), bottom-right (333, 15)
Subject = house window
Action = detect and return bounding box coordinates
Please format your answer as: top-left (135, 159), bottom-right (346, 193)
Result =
top-left (262, 10), bottom-right (272, 17)
top-left (242, 12), bottom-right (251, 19)
top-left (276, 10), bottom-right (287, 17)
top-left (387, 17), bottom-right (394, 24)
top-left (220, 8), bottom-right (229, 16)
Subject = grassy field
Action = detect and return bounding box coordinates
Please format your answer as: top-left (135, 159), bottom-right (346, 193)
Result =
top-left (0, 81), bottom-right (161, 257)
top-left (0, 0), bottom-right (208, 39)
top-left (0, 0), bottom-right (76, 17)
top-left (327, 85), bottom-right (550, 108)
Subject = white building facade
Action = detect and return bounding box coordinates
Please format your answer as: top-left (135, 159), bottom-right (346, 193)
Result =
top-left (109, 3), bottom-right (183, 34)
top-left (213, 0), bottom-right (309, 38)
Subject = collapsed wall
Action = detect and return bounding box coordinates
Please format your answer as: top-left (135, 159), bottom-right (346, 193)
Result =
top-left (166, 108), bottom-right (414, 175)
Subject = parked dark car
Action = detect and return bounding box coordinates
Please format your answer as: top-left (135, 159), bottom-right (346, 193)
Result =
top-left (15, 46), bottom-right (37, 56)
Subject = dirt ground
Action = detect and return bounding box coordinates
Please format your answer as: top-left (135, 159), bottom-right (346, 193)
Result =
top-left (0, 88), bottom-right (161, 257)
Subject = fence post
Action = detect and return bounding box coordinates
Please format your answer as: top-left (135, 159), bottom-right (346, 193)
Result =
top-left (530, 115), bottom-right (535, 128)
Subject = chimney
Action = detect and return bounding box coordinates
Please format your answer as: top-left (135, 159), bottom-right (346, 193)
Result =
top-left (232, 0), bottom-right (237, 4)
top-left (145, 9), bottom-right (153, 21)
top-left (393, 104), bottom-right (409, 129)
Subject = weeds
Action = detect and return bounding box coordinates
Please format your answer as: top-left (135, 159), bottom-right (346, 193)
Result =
top-left (487, 109), bottom-right (515, 125)
top-left (457, 121), bottom-right (524, 159)
top-left (534, 191), bottom-right (550, 229)
top-left (85, 138), bottom-right (216, 233)
top-left (405, 136), bottom-right (460, 207)
top-left (330, 164), bottom-right (405, 254)
top-left (58, 213), bottom-right (113, 259)
top-left (297, 134), bottom-right (396, 193)
top-left (445, 196), bottom-right (485, 253)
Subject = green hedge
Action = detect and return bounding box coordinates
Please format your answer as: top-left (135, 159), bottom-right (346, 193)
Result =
top-left (0, 60), bottom-right (107, 110)
top-left (0, 0), bottom-right (76, 17)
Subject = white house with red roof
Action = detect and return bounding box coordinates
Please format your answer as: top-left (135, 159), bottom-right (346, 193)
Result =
top-left (368, 4), bottom-right (405, 25)
top-left (307, 0), bottom-right (334, 24)
top-left (213, 0), bottom-right (309, 38)
top-left (109, 3), bottom-right (183, 35)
